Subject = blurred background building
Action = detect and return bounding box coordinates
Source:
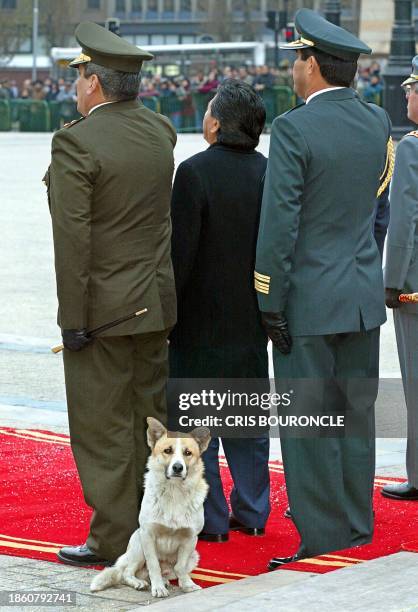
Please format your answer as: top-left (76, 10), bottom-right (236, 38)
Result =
top-left (0, 1), bottom-right (415, 135)
top-left (0, 0), bottom-right (393, 63)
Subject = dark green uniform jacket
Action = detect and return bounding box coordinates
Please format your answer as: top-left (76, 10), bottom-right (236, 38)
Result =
top-left (45, 99), bottom-right (177, 335)
top-left (256, 88), bottom-right (390, 336)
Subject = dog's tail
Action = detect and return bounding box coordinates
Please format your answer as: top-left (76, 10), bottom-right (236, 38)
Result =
top-left (90, 566), bottom-right (122, 592)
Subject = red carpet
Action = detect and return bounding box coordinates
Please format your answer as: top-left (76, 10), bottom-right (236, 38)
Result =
top-left (0, 427), bottom-right (417, 586)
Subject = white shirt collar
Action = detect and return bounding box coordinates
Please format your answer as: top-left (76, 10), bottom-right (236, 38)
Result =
top-left (88, 101), bottom-right (117, 115)
top-left (305, 86), bottom-right (345, 105)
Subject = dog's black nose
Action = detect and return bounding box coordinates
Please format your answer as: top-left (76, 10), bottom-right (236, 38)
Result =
top-left (172, 462), bottom-right (183, 474)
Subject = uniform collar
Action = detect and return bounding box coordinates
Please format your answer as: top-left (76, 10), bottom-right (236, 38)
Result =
top-left (88, 101), bottom-right (117, 115)
top-left (306, 87), bottom-right (358, 104)
top-left (88, 99), bottom-right (141, 116)
top-left (306, 86), bottom-right (344, 104)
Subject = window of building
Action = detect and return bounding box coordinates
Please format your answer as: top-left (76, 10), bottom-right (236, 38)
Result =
top-left (179, 0), bottom-right (191, 13)
top-left (195, 0), bottom-right (207, 15)
top-left (1, 0), bottom-right (17, 8)
top-left (18, 37), bottom-right (31, 52)
top-left (165, 34), bottom-right (179, 44)
top-left (150, 34), bottom-right (164, 44)
top-left (116, 0), bottom-right (126, 12)
top-left (164, 0), bottom-right (175, 13)
top-left (147, 0), bottom-right (158, 14)
top-left (87, 0), bottom-right (101, 10)
top-left (231, 0), bottom-right (242, 14)
top-left (132, 0), bottom-right (142, 12)
top-left (136, 34), bottom-right (150, 45)
top-left (181, 35), bottom-right (196, 43)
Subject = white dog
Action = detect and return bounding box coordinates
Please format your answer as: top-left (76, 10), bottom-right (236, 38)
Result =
top-left (90, 417), bottom-right (210, 598)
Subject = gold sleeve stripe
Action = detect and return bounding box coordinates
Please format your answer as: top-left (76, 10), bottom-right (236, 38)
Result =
top-left (254, 277), bottom-right (269, 288)
top-left (254, 271), bottom-right (271, 283)
top-left (377, 137), bottom-right (394, 198)
top-left (255, 280), bottom-right (270, 295)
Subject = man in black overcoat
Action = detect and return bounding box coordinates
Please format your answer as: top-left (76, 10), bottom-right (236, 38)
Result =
top-left (170, 80), bottom-right (270, 540)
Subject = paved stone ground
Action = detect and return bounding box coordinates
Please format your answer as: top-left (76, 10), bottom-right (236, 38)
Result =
top-left (0, 134), bottom-right (415, 611)
top-left (147, 552), bottom-right (418, 612)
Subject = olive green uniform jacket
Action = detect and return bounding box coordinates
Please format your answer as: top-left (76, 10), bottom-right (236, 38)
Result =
top-left (45, 99), bottom-right (177, 335)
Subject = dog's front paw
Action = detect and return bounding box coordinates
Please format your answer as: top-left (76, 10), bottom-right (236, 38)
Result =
top-left (123, 576), bottom-right (148, 591)
top-left (179, 577), bottom-right (201, 593)
top-left (151, 581), bottom-right (169, 598)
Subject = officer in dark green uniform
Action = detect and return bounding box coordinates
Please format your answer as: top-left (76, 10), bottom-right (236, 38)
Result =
top-left (382, 57), bottom-right (418, 502)
top-left (255, 9), bottom-right (393, 567)
top-left (45, 22), bottom-right (177, 565)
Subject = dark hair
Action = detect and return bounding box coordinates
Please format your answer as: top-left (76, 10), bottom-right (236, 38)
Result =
top-left (300, 48), bottom-right (357, 87)
top-left (84, 62), bottom-right (140, 101)
top-left (210, 79), bottom-right (266, 150)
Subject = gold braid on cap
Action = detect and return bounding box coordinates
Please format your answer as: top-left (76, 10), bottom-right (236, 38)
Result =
top-left (377, 137), bottom-right (394, 198)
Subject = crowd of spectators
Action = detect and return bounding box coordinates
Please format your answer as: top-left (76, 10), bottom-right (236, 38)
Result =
top-left (0, 62), bottom-right (292, 103)
top-left (357, 61), bottom-right (384, 103)
top-left (137, 62), bottom-right (292, 99)
top-left (0, 60), bottom-right (383, 129)
top-left (0, 77), bottom-right (77, 102)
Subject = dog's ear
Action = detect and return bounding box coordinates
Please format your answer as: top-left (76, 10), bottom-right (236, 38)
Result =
top-left (146, 417), bottom-right (167, 449)
top-left (190, 426), bottom-right (211, 454)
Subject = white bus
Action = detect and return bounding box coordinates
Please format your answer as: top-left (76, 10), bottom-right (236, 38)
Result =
top-left (50, 41), bottom-right (267, 77)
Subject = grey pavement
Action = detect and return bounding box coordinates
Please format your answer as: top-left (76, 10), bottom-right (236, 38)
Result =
top-left (0, 134), bottom-right (415, 610)
top-left (147, 552), bottom-right (418, 612)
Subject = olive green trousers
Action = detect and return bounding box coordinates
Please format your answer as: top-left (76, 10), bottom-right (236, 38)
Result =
top-left (63, 330), bottom-right (169, 561)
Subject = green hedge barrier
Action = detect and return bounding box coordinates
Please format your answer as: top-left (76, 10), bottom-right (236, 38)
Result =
top-left (0, 100), bottom-right (11, 131)
top-left (4, 87), bottom-right (377, 133)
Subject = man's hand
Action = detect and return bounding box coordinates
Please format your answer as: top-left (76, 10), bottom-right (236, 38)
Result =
top-left (261, 312), bottom-right (292, 354)
top-left (385, 288), bottom-right (402, 309)
top-left (62, 329), bottom-right (92, 351)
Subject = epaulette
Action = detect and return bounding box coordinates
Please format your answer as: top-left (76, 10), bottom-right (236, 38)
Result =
top-left (63, 116), bottom-right (84, 129)
top-left (405, 130), bottom-right (418, 139)
top-left (377, 136), bottom-right (395, 198)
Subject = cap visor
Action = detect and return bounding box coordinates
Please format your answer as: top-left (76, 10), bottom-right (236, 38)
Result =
top-left (68, 59), bottom-right (88, 68)
top-left (279, 40), bottom-right (313, 51)
top-left (401, 76), bottom-right (418, 87)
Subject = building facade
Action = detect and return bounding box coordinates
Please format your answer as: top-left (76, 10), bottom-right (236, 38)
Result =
top-left (0, 0), bottom-right (363, 53)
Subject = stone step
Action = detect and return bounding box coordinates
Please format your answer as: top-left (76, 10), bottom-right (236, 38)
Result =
top-left (143, 552), bottom-right (418, 612)
top-left (141, 568), bottom-right (315, 611)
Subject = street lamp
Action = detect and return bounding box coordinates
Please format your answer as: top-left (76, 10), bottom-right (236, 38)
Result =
top-left (382, 0), bottom-right (416, 139)
top-left (32, 0), bottom-right (39, 82)
top-left (323, 0), bottom-right (341, 27)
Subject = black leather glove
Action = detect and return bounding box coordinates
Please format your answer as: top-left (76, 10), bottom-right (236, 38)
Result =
top-left (385, 288), bottom-right (402, 309)
top-left (261, 312), bottom-right (292, 355)
top-left (62, 328), bottom-right (93, 351)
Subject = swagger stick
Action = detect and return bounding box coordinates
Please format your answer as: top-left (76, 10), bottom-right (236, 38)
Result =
top-left (51, 308), bottom-right (148, 354)
top-left (399, 293), bottom-right (418, 303)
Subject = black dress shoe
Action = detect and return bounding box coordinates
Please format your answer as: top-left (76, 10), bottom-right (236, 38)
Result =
top-left (229, 515), bottom-right (265, 536)
top-left (284, 507), bottom-right (292, 519)
top-left (57, 544), bottom-right (113, 567)
top-left (381, 482), bottom-right (418, 500)
top-left (267, 553), bottom-right (302, 571)
top-left (198, 532), bottom-right (229, 543)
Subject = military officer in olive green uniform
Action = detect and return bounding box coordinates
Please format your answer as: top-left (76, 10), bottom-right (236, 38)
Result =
top-left (45, 22), bottom-right (177, 565)
top-left (382, 57), bottom-right (418, 503)
top-left (255, 10), bottom-right (393, 567)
